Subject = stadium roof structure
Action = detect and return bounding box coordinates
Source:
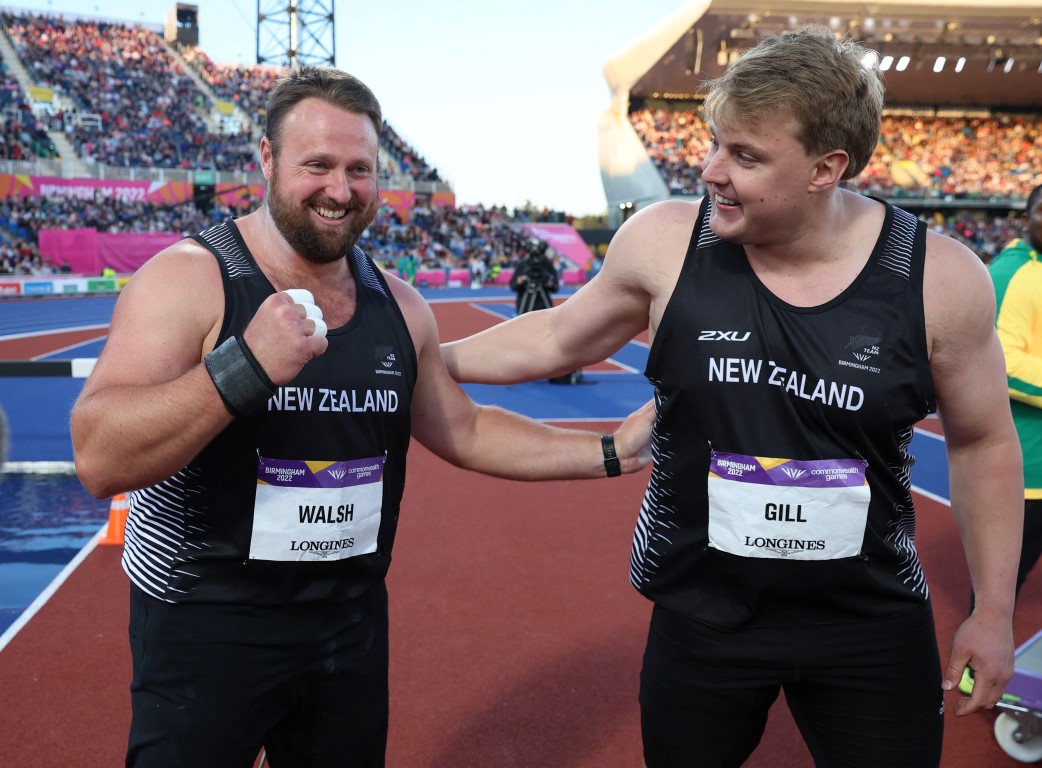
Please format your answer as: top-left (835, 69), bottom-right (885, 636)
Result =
top-left (597, 0), bottom-right (1042, 222)
top-left (605, 0), bottom-right (1042, 109)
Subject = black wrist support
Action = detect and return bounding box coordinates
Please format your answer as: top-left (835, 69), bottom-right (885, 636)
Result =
top-left (601, 434), bottom-right (622, 477)
top-left (204, 336), bottom-right (276, 416)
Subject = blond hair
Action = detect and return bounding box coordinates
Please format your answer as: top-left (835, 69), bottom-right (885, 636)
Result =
top-left (702, 26), bottom-right (884, 179)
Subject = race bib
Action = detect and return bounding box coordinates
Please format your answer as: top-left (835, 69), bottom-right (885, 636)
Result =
top-left (707, 451), bottom-right (870, 560)
top-left (250, 455), bottom-right (385, 562)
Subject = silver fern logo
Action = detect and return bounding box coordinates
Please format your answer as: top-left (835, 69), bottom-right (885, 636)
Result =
top-left (376, 346), bottom-right (396, 368)
top-left (374, 346), bottom-right (403, 377)
top-left (839, 333), bottom-right (882, 374)
top-left (844, 334), bottom-right (881, 354)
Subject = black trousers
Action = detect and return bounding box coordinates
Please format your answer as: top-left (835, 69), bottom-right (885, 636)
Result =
top-left (640, 603), bottom-right (943, 768)
top-left (126, 581), bottom-right (389, 768)
top-left (1017, 499), bottom-right (1042, 595)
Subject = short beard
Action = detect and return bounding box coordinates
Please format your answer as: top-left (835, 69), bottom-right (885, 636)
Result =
top-left (266, 170), bottom-right (378, 264)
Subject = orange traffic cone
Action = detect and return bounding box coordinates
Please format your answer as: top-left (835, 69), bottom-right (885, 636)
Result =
top-left (101, 493), bottom-right (129, 546)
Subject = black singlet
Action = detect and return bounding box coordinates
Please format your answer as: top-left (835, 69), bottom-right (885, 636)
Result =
top-left (122, 220), bottom-right (417, 604)
top-left (633, 197), bottom-right (936, 630)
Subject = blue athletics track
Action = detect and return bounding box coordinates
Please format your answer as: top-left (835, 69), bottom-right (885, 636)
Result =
top-left (0, 287), bottom-right (1036, 767)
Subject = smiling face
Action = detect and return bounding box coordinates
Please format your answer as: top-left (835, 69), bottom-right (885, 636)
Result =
top-left (261, 97), bottom-right (380, 264)
top-left (700, 110), bottom-right (826, 247)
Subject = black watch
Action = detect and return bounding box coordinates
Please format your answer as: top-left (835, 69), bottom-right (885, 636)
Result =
top-left (601, 434), bottom-right (622, 477)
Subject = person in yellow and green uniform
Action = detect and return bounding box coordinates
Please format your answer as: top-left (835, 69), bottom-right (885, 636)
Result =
top-left (989, 183), bottom-right (1042, 601)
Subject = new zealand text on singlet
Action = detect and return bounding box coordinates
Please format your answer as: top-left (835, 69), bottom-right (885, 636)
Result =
top-left (268, 386), bottom-right (400, 413)
top-left (707, 356), bottom-right (865, 411)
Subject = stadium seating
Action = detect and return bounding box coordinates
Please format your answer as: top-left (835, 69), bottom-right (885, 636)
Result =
top-left (629, 106), bottom-right (1042, 204)
top-left (627, 104), bottom-right (1040, 262)
top-left (0, 8), bottom-right (1036, 279)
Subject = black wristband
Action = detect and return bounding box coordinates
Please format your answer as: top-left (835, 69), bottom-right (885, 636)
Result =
top-left (601, 434), bottom-right (622, 477)
top-left (203, 336), bottom-right (276, 416)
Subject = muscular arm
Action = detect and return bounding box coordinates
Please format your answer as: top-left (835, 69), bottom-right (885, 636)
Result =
top-left (71, 243), bottom-right (229, 496)
top-left (926, 233), bottom-right (1023, 716)
top-left (71, 242), bottom-right (326, 497)
top-left (441, 200), bottom-right (696, 384)
top-left (389, 277), bottom-right (654, 480)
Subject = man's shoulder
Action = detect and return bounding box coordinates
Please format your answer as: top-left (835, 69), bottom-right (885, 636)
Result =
top-left (612, 198), bottom-right (702, 254)
top-left (147, 236), bottom-right (217, 271)
top-left (596, 199), bottom-right (703, 305)
top-left (382, 267), bottom-right (424, 308)
top-left (636, 197), bottom-right (704, 229)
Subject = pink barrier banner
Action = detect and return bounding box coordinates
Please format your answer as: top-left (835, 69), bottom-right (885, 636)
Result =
top-left (39, 229), bottom-right (180, 274)
top-left (404, 268), bottom-right (473, 287)
top-left (97, 232), bottom-right (181, 273)
top-left (0, 174), bottom-right (193, 203)
top-left (39, 228), bottom-right (98, 274)
top-left (520, 223), bottom-right (595, 271)
top-left (490, 268), bottom-right (581, 286)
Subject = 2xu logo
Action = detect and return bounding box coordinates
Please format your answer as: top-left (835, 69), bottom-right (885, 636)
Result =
top-left (698, 330), bottom-right (751, 341)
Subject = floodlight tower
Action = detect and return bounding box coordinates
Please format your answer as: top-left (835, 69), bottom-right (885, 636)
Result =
top-left (256, 0), bottom-right (335, 69)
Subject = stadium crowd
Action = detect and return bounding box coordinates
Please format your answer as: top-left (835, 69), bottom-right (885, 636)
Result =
top-left (0, 186), bottom-right (1022, 278)
top-left (174, 42), bottom-right (443, 183)
top-left (630, 106), bottom-right (1042, 202)
top-left (0, 9), bottom-right (1037, 278)
top-left (2, 10), bottom-right (259, 171)
top-left (175, 44), bottom-right (274, 135)
top-left (0, 189), bottom-right (573, 281)
top-left (1, 7), bottom-right (446, 182)
top-left (0, 62), bottom-right (59, 161)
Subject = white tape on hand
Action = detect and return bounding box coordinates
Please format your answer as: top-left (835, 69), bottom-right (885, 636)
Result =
top-left (302, 302), bottom-right (324, 322)
top-left (283, 288), bottom-right (314, 305)
top-left (284, 289), bottom-right (325, 337)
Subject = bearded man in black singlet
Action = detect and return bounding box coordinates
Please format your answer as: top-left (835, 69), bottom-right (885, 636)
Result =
top-left (71, 66), bottom-right (653, 768)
